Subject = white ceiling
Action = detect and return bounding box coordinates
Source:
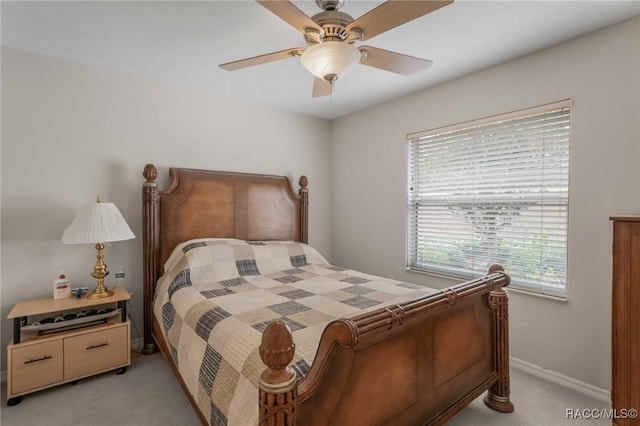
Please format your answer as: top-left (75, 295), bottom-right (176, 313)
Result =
top-left (2, 1), bottom-right (639, 120)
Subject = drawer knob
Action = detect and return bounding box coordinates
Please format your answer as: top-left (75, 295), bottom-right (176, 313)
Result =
top-left (86, 342), bottom-right (109, 350)
top-left (24, 355), bottom-right (52, 364)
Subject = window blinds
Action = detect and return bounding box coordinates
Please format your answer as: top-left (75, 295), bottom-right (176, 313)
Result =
top-left (407, 101), bottom-right (571, 297)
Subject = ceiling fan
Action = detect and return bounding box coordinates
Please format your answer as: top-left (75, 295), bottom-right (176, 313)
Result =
top-left (219, 0), bottom-right (453, 97)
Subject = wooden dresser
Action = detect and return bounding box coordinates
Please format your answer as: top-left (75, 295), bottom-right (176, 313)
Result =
top-left (610, 216), bottom-right (640, 425)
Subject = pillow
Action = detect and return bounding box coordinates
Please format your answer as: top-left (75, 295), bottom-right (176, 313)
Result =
top-left (161, 239), bottom-right (329, 290)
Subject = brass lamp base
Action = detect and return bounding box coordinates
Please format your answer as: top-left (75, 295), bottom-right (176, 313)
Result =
top-left (88, 285), bottom-right (114, 299)
top-left (88, 241), bottom-right (114, 299)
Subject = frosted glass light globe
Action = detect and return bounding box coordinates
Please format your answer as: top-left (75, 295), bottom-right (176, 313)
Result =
top-left (300, 42), bottom-right (361, 83)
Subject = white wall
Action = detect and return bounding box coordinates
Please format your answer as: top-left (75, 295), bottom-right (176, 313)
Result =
top-left (331, 17), bottom-right (640, 391)
top-left (3, 16), bottom-right (639, 392)
top-left (0, 47), bottom-right (332, 371)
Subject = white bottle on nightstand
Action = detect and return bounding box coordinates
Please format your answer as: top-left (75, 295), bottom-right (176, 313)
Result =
top-left (115, 266), bottom-right (125, 289)
top-left (115, 266), bottom-right (133, 308)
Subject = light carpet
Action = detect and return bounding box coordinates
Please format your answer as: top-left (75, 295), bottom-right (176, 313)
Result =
top-left (1, 352), bottom-right (610, 425)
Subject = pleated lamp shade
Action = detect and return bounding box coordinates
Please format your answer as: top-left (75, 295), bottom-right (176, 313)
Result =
top-left (62, 199), bottom-right (135, 244)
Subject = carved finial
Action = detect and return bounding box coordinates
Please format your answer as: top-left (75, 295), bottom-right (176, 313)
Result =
top-left (260, 320), bottom-right (295, 370)
top-left (143, 164), bottom-right (158, 183)
top-left (299, 175), bottom-right (308, 190)
top-left (259, 320), bottom-right (296, 392)
top-left (486, 264), bottom-right (511, 290)
top-left (488, 264), bottom-right (504, 274)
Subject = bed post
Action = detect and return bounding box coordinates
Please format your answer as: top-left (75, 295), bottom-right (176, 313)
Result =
top-left (484, 265), bottom-right (514, 413)
top-left (299, 176), bottom-right (308, 244)
top-left (259, 321), bottom-right (298, 426)
top-left (142, 164), bottom-right (160, 355)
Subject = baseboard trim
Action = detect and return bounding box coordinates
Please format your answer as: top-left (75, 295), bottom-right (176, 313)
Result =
top-left (130, 337), bottom-right (144, 355)
top-left (510, 356), bottom-right (611, 403)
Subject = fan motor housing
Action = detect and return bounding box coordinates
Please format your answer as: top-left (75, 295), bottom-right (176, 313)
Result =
top-left (309, 10), bottom-right (355, 42)
top-left (312, 10), bottom-right (352, 28)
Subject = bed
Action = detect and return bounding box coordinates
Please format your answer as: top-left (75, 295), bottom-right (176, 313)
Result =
top-left (141, 164), bottom-right (514, 425)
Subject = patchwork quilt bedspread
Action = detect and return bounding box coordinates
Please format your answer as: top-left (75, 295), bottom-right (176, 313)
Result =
top-left (154, 239), bottom-right (437, 425)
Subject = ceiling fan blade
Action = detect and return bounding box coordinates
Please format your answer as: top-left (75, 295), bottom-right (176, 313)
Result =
top-left (256, 0), bottom-right (322, 34)
top-left (347, 0), bottom-right (453, 41)
top-left (219, 48), bottom-right (303, 71)
top-left (312, 77), bottom-right (333, 98)
top-left (359, 46), bottom-right (432, 75)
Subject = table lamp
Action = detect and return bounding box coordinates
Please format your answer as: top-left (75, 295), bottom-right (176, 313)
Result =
top-left (62, 195), bottom-right (135, 299)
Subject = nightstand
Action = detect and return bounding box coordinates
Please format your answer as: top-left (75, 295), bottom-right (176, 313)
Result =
top-left (6, 287), bottom-right (131, 406)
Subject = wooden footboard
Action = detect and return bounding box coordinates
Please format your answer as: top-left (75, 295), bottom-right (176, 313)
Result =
top-left (259, 265), bottom-right (513, 426)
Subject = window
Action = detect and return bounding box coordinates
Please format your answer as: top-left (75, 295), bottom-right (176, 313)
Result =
top-left (407, 100), bottom-right (571, 298)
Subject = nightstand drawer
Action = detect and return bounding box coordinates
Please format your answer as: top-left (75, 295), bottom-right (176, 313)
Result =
top-left (11, 340), bottom-right (63, 395)
top-left (64, 325), bottom-right (129, 380)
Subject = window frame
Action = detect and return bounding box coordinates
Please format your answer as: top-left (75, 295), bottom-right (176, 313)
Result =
top-left (406, 100), bottom-right (572, 299)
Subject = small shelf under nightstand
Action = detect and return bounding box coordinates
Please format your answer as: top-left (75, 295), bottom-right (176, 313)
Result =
top-left (6, 287), bottom-right (131, 406)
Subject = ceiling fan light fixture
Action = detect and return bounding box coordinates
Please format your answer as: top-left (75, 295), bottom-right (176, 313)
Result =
top-left (300, 41), bottom-right (360, 83)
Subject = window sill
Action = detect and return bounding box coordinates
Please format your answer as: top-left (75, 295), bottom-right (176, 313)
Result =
top-left (506, 286), bottom-right (568, 302)
top-left (405, 266), bottom-right (568, 302)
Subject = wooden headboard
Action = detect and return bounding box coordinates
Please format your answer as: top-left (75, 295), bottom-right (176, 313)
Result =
top-left (141, 164), bottom-right (308, 353)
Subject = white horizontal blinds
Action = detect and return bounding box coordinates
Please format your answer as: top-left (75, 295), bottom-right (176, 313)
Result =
top-left (407, 103), bottom-right (570, 297)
